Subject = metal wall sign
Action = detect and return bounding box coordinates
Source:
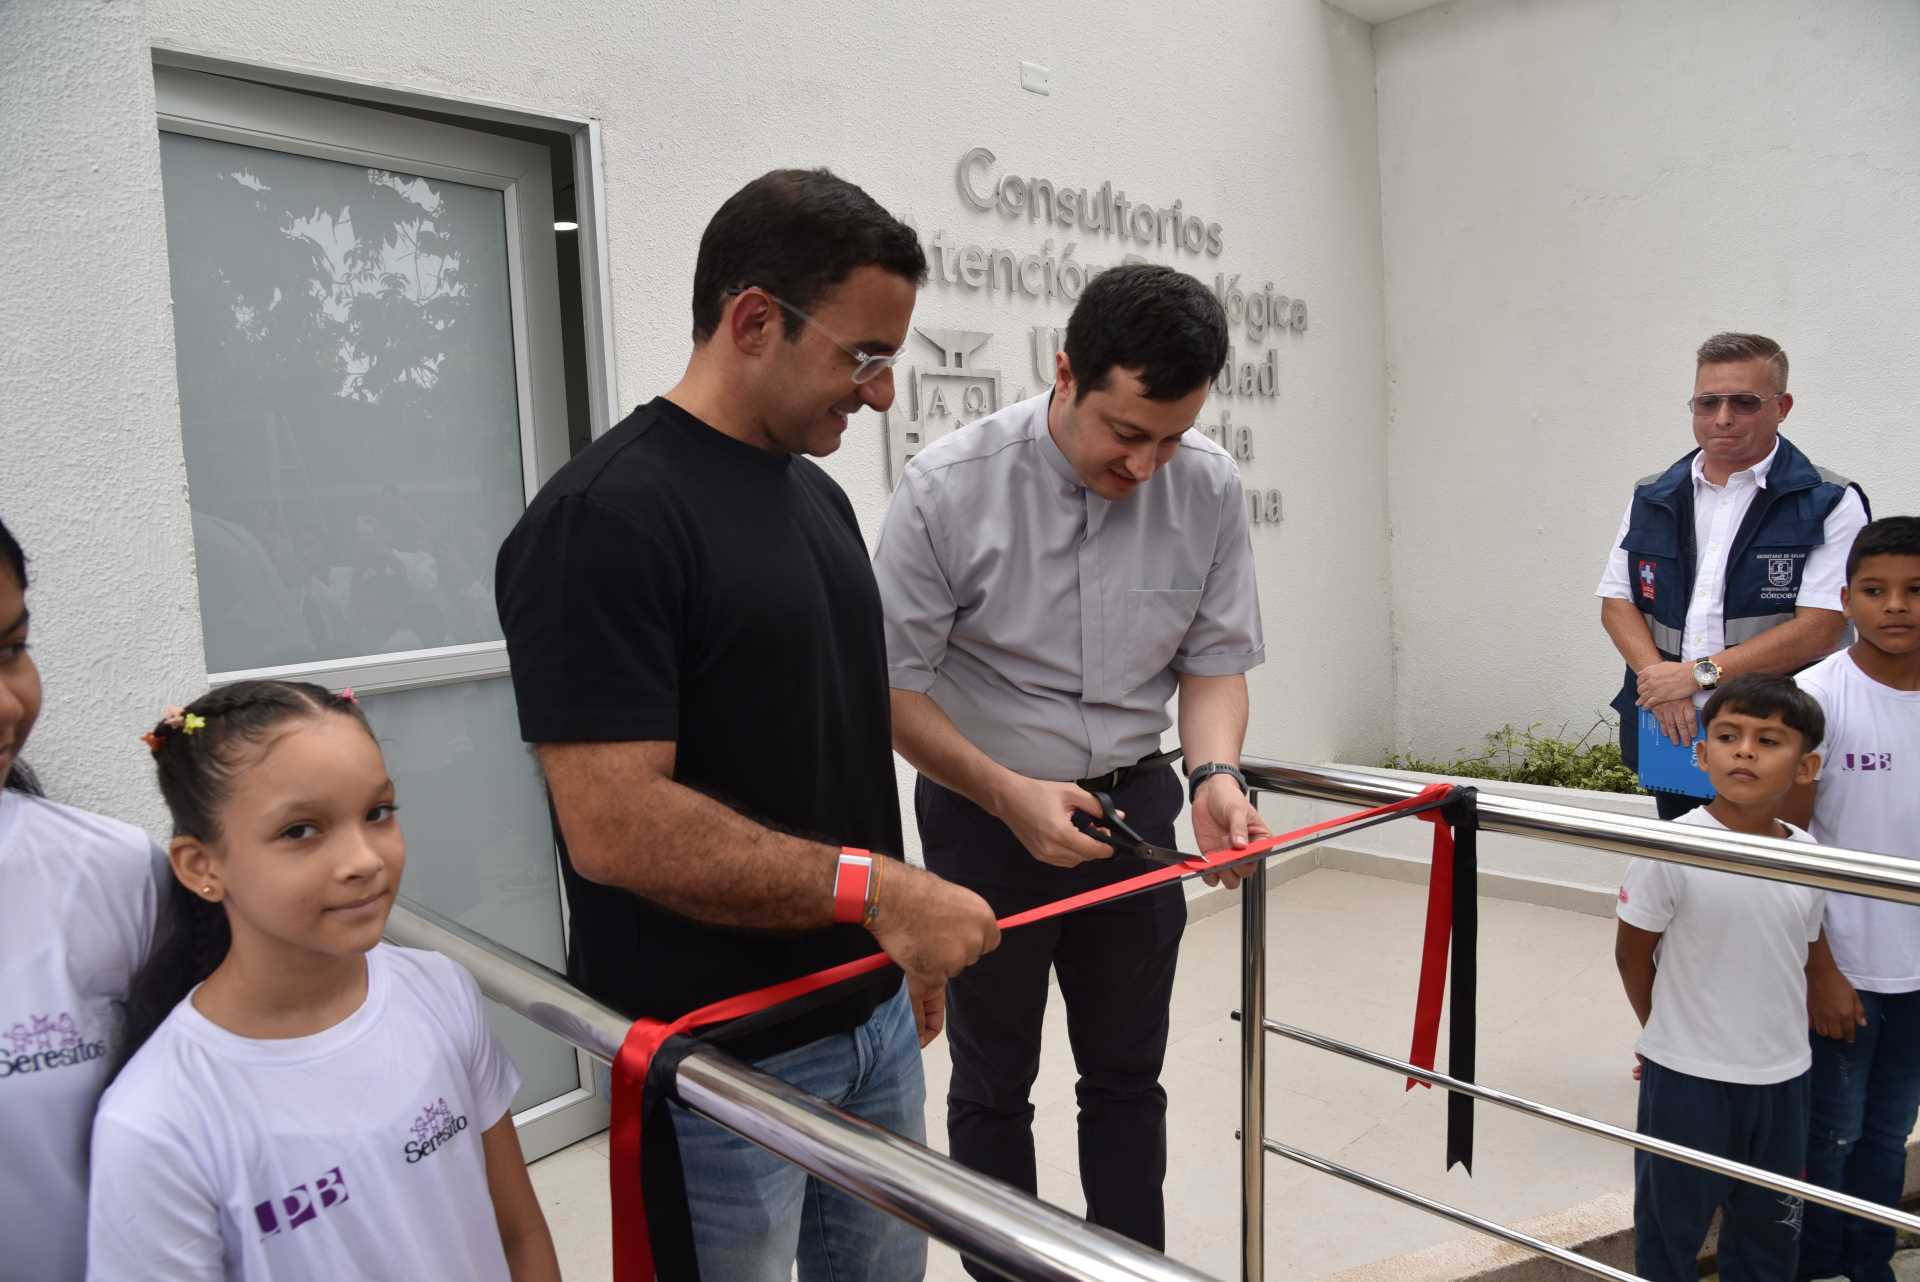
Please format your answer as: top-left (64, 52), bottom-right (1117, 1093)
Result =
top-left (884, 328), bottom-right (1004, 483)
top-left (884, 147), bottom-right (1308, 533)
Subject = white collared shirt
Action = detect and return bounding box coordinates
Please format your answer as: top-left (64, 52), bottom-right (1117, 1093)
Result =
top-left (1595, 442), bottom-right (1867, 706)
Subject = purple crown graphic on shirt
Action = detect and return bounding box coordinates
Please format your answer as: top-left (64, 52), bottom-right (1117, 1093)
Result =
top-left (6, 1012), bottom-right (82, 1055)
top-left (410, 1097), bottom-right (455, 1143)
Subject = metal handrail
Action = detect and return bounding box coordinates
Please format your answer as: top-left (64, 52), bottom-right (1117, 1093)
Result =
top-left (1234, 758), bottom-right (1920, 1282)
top-left (1241, 759), bottom-right (1920, 902)
top-left (381, 758), bottom-right (1920, 1282)
top-left (1256, 1016), bottom-right (1920, 1236)
top-left (1239, 860), bottom-right (1267, 1282)
top-left (384, 900), bottom-right (1218, 1282)
top-left (1261, 1138), bottom-right (1641, 1282)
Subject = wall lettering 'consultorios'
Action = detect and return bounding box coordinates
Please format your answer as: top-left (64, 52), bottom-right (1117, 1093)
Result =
top-left (883, 148), bottom-right (1308, 535)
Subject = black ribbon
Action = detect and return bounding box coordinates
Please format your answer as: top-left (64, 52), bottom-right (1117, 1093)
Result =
top-left (638, 1037), bottom-right (702, 1280)
top-left (1444, 787), bottom-right (1478, 1173)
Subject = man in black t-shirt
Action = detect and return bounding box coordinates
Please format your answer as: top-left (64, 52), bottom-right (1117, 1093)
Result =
top-left (496, 169), bottom-right (998, 1282)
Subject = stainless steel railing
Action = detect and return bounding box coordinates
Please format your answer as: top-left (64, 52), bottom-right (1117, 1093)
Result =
top-left (384, 900), bottom-right (1217, 1282)
top-left (1236, 758), bottom-right (1920, 1282)
top-left (1244, 760), bottom-right (1920, 904)
top-left (386, 758), bottom-right (1920, 1282)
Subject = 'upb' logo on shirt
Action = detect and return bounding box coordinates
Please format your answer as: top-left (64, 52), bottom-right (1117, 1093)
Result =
top-left (254, 1166), bottom-right (349, 1239)
top-left (404, 1096), bottom-right (469, 1163)
top-left (0, 1011), bottom-right (107, 1080)
top-left (1835, 752), bottom-right (1895, 772)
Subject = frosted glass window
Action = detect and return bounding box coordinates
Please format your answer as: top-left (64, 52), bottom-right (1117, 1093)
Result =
top-left (360, 678), bottom-right (577, 1111)
top-left (158, 132), bottom-right (525, 674)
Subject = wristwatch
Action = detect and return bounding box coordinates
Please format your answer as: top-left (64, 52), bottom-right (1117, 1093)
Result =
top-left (1692, 657), bottom-right (1722, 690)
top-left (1187, 761), bottom-right (1249, 804)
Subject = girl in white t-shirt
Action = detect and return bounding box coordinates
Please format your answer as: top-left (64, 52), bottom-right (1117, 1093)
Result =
top-left (0, 516), bottom-right (168, 1281)
top-left (86, 679), bottom-right (561, 1282)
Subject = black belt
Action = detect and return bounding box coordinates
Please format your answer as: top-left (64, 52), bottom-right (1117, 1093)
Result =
top-left (1075, 747), bottom-right (1184, 794)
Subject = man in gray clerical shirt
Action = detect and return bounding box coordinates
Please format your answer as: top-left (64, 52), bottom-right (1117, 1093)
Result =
top-left (874, 262), bottom-right (1267, 1268)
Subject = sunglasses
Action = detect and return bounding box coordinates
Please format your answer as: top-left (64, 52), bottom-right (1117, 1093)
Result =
top-left (1687, 393), bottom-right (1782, 417)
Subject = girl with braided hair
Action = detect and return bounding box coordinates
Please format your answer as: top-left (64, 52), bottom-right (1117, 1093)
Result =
top-left (0, 515), bottom-right (169, 1280)
top-left (86, 679), bottom-right (559, 1282)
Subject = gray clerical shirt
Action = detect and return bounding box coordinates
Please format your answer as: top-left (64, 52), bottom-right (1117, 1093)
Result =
top-left (874, 390), bottom-right (1265, 783)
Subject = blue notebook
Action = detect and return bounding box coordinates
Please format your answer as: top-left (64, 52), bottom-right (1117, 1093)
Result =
top-left (1637, 709), bottom-right (1712, 799)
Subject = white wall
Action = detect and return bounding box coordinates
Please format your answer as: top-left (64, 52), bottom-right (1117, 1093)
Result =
top-left (0, 0), bottom-right (1394, 840)
top-left (1375, 0), bottom-right (1920, 763)
top-left (0, 0), bottom-right (203, 828)
top-left (14, 0), bottom-right (1913, 841)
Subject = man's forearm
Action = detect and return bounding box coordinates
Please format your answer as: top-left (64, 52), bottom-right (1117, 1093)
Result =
top-left (1177, 672), bottom-right (1250, 768)
top-left (1714, 608), bottom-right (1846, 681)
top-left (538, 741), bottom-right (1000, 987)
top-left (1600, 597), bottom-right (1662, 671)
top-left (890, 688), bottom-right (1022, 817)
top-left (539, 743), bottom-right (840, 930)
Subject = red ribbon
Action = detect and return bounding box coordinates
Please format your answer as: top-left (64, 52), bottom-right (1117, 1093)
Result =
top-left (609, 783), bottom-right (1454, 1280)
top-left (1406, 810), bottom-right (1455, 1089)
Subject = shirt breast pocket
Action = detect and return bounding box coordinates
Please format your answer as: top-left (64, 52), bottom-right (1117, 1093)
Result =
top-left (1122, 588), bottom-right (1203, 694)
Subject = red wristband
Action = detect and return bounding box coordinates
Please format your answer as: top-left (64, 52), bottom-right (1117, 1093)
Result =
top-left (833, 849), bottom-right (874, 925)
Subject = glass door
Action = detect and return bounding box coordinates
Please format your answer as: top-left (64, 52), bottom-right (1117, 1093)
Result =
top-left (154, 66), bottom-right (602, 1157)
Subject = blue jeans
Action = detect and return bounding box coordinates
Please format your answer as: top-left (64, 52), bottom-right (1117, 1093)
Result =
top-left (1800, 988), bottom-right (1920, 1282)
top-left (667, 982), bottom-right (928, 1282)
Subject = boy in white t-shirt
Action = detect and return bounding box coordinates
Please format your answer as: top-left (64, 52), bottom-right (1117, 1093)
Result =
top-left (1616, 674), bottom-right (1827, 1282)
top-left (1784, 516), bottom-right (1920, 1282)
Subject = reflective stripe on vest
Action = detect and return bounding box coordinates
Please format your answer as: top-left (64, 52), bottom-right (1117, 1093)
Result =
top-left (1724, 612), bottom-right (1797, 646)
top-left (1640, 613), bottom-right (1684, 658)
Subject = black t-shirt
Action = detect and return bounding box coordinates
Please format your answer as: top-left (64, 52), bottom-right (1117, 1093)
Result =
top-left (496, 398), bottom-right (904, 1055)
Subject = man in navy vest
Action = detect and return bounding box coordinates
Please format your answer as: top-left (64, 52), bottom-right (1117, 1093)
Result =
top-left (1598, 332), bottom-right (1869, 819)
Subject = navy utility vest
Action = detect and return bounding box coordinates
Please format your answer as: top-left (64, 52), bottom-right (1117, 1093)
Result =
top-left (1609, 435), bottom-right (1866, 768)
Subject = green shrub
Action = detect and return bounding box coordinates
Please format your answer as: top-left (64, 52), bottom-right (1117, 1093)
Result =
top-left (1385, 718), bottom-right (1645, 795)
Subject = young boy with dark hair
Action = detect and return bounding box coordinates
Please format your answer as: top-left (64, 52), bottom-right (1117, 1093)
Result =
top-left (1786, 516), bottom-right (1920, 1282)
top-left (1616, 673), bottom-right (1827, 1282)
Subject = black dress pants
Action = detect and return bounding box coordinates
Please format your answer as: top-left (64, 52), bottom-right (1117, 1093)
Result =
top-left (916, 767), bottom-right (1187, 1274)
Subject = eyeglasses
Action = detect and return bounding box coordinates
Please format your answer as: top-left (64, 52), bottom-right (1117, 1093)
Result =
top-left (723, 287), bottom-right (905, 385)
top-left (1687, 392), bottom-right (1782, 416)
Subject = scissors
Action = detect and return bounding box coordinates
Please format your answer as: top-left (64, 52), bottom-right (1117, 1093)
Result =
top-left (1069, 791), bottom-right (1200, 867)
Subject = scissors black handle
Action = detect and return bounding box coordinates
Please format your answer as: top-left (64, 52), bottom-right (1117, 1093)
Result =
top-left (1070, 790), bottom-right (1193, 866)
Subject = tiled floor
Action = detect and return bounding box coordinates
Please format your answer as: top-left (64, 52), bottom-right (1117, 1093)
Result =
top-left (530, 866), bottom-right (1658, 1280)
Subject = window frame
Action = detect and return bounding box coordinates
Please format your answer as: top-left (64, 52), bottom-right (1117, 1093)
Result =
top-left (152, 61), bottom-right (614, 1157)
